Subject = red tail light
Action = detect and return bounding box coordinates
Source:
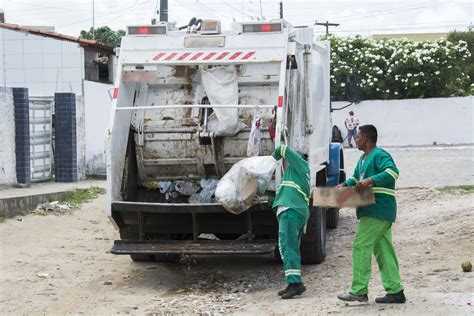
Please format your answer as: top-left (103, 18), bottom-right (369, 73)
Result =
top-left (261, 24), bottom-right (272, 32)
top-left (138, 27), bottom-right (149, 34)
top-left (127, 26), bottom-right (167, 35)
top-left (242, 23), bottom-right (283, 33)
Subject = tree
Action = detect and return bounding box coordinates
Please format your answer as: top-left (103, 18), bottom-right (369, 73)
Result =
top-left (447, 27), bottom-right (474, 94)
top-left (79, 26), bottom-right (125, 47)
top-left (322, 35), bottom-right (472, 101)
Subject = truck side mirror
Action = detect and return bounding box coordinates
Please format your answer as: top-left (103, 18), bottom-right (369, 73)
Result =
top-left (345, 73), bottom-right (358, 103)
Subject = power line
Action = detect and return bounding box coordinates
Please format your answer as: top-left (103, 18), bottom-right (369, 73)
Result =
top-left (191, 1), bottom-right (233, 20)
top-left (338, 0), bottom-right (450, 23)
top-left (58, 0), bottom-right (150, 30)
top-left (223, 0), bottom-right (255, 20)
top-left (313, 23), bottom-right (471, 34)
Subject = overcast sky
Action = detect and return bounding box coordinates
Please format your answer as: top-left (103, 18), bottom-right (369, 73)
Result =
top-left (1, 0), bottom-right (472, 37)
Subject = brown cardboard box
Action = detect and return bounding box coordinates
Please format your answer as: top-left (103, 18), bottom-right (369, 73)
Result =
top-left (313, 187), bottom-right (375, 208)
top-left (240, 179), bottom-right (259, 207)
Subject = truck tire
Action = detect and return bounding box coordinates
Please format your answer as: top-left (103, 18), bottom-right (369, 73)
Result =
top-left (120, 229), bottom-right (178, 263)
top-left (274, 245), bottom-right (282, 263)
top-left (326, 208), bottom-right (339, 229)
top-left (326, 170), bottom-right (346, 229)
top-left (301, 206), bottom-right (326, 264)
top-left (130, 254), bottom-right (156, 262)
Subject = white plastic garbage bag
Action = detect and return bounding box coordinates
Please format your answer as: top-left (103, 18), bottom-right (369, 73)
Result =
top-left (201, 66), bottom-right (245, 136)
top-left (215, 156), bottom-right (277, 214)
top-left (174, 181), bottom-right (200, 196)
top-left (247, 108), bottom-right (262, 156)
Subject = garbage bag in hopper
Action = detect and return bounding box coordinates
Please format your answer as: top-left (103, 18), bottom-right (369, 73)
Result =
top-left (215, 156), bottom-right (277, 214)
top-left (247, 107), bottom-right (262, 157)
top-left (201, 66), bottom-right (245, 136)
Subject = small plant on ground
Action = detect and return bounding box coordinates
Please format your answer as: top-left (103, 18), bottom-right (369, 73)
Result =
top-left (62, 186), bottom-right (106, 206)
top-left (439, 185), bottom-right (474, 194)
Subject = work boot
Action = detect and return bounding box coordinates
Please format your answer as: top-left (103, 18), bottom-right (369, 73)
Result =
top-left (375, 291), bottom-right (406, 304)
top-left (281, 283), bottom-right (306, 299)
top-left (337, 292), bottom-right (369, 302)
top-left (277, 285), bottom-right (290, 296)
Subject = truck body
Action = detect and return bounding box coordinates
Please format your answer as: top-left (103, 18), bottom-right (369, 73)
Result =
top-left (106, 20), bottom-right (344, 263)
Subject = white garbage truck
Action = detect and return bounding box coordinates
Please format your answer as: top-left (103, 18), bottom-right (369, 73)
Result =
top-left (106, 19), bottom-right (346, 264)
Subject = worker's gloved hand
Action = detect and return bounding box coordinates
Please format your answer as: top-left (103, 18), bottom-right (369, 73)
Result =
top-left (355, 178), bottom-right (373, 193)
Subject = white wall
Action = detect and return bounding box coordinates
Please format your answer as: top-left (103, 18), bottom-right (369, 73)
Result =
top-left (332, 96), bottom-right (474, 146)
top-left (0, 88), bottom-right (17, 185)
top-left (84, 80), bottom-right (112, 176)
top-left (0, 28), bottom-right (84, 96)
top-left (76, 95), bottom-right (87, 180)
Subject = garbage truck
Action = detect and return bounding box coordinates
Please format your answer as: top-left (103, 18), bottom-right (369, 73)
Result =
top-left (106, 19), bottom-right (346, 264)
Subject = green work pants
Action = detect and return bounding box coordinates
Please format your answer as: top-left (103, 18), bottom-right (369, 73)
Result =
top-left (351, 217), bottom-right (404, 295)
top-left (278, 209), bottom-right (308, 284)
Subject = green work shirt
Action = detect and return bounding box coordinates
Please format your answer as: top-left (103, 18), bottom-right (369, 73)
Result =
top-left (344, 147), bottom-right (399, 222)
top-left (271, 145), bottom-right (310, 217)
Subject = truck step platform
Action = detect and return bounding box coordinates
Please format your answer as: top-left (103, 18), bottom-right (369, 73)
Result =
top-left (111, 239), bottom-right (277, 256)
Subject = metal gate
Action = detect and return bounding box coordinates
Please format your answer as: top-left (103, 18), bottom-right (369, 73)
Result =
top-left (29, 97), bottom-right (53, 182)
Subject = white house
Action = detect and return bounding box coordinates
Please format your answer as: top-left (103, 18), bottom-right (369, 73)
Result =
top-left (0, 21), bottom-right (115, 183)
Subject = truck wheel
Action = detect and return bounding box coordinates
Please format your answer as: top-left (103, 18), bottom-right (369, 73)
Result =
top-left (326, 170), bottom-right (346, 229)
top-left (120, 229), bottom-right (178, 263)
top-left (326, 208), bottom-right (339, 229)
top-left (301, 206), bottom-right (326, 264)
top-left (274, 245), bottom-right (282, 263)
top-left (130, 254), bottom-right (156, 262)
top-left (154, 253), bottom-right (178, 263)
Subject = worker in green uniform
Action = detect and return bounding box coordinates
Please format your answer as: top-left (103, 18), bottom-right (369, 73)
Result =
top-left (337, 125), bottom-right (406, 304)
top-left (271, 144), bottom-right (310, 299)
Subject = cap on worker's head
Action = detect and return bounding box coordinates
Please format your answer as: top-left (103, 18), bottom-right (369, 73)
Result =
top-left (349, 111), bottom-right (354, 115)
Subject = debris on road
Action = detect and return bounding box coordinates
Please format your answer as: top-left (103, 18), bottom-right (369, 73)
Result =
top-left (461, 261), bottom-right (472, 272)
top-left (32, 201), bottom-right (72, 216)
top-left (36, 272), bottom-right (50, 279)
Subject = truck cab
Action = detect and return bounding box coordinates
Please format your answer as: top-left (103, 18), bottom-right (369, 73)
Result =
top-left (106, 19), bottom-right (344, 263)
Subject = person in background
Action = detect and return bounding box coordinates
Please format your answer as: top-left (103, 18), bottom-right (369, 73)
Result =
top-left (271, 144), bottom-right (310, 299)
top-left (344, 111), bottom-right (359, 148)
top-left (337, 125), bottom-right (406, 304)
top-left (332, 125), bottom-right (343, 143)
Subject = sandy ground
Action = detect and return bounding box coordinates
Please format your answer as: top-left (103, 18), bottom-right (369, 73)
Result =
top-left (0, 187), bottom-right (472, 315)
top-left (344, 145), bottom-right (474, 188)
top-left (0, 146), bottom-right (473, 315)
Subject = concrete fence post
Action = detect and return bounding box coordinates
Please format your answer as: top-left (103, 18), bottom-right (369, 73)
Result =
top-left (12, 88), bottom-right (31, 187)
top-left (54, 93), bottom-right (78, 182)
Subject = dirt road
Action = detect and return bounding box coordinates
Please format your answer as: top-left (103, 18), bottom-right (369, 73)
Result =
top-left (1, 186), bottom-right (472, 315)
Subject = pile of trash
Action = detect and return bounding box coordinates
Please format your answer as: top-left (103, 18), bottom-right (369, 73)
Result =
top-left (144, 179), bottom-right (220, 204)
top-left (215, 156), bottom-right (277, 214)
top-left (32, 201), bottom-right (72, 216)
top-left (142, 156), bottom-right (277, 213)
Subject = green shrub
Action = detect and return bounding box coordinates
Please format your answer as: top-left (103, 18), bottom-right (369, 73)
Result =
top-left (323, 35), bottom-right (472, 101)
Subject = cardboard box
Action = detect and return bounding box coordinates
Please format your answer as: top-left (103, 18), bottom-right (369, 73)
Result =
top-left (313, 187), bottom-right (375, 208)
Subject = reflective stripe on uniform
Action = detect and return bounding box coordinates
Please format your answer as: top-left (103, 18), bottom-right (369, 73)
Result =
top-left (281, 145), bottom-right (287, 158)
top-left (285, 269), bottom-right (301, 276)
top-left (279, 181), bottom-right (309, 203)
top-left (372, 187), bottom-right (395, 196)
top-left (385, 168), bottom-right (399, 181)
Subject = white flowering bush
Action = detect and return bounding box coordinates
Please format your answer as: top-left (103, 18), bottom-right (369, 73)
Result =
top-left (323, 35), bottom-right (472, 101)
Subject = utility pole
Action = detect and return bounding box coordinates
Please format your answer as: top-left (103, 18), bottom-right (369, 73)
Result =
top-left (259, 0), bottom-right (263, 21)
top-left (159, 0), bottom-right (168, 22)
top-left (314, 20), bottom-right (339, 35)
top-left (279, 1), bottom-right (283, 19)
top-left (92, 0), bottom-right (95, 39)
